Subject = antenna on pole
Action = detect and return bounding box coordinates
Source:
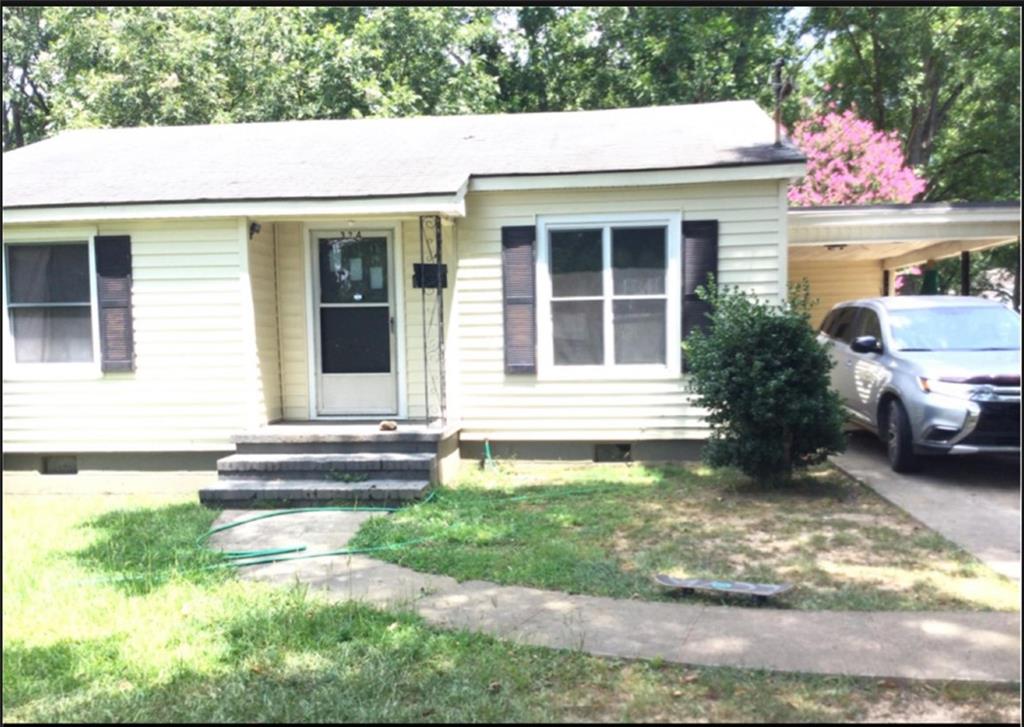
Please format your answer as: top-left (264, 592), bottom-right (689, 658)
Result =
top-left (771, 58), bottom-right (794, 147)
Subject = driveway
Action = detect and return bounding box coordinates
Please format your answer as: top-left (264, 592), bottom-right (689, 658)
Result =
top-left (833, 430), bottom-right (1021, 581)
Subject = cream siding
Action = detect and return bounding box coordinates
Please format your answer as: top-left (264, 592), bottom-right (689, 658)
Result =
top-left (2, 218), bottom-right (256, 452)
top-left (453, 181), bottom-right (787, 442)
top-left (248, 222), bottom-right (282, 422)
top-left (789, 258), bottom-right (884, 329)
top-left (274, 222), bottom-right (310, 420)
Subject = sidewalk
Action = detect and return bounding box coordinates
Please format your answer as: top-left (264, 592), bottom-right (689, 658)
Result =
top-left (209, 509), bottom-right (1022, 684)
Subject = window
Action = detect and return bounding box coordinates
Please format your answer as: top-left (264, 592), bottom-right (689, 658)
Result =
top-left (4, 241), bottom-right (96, 364)
top-left (829, 306), bottom-right (859, 344)
top-left (819, 309), bottom-right (838, 335)
top-left (851, 308), bottom-right (881, 341)
top-left (537, 213), bottom-right (682, 377)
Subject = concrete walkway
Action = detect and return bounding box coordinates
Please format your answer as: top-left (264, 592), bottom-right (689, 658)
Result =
top-left (210, 509), bottom-right (1021, 684)
top-left (834, 431), bottom-right (1021, 581)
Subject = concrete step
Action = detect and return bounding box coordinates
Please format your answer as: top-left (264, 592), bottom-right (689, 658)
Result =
top-left (216, 452), bottom-right (435, 481)
top-left (199, 478), bottom-right (431, 508)
top-left (234, 440), bottom-right (438, 455)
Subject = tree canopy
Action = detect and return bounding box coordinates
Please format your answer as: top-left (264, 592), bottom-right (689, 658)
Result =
top-left (3, 5), bottom-right (1020, 202)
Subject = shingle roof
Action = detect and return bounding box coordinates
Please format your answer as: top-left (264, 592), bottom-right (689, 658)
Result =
top-left (2, 100), bottom-right (804, 209)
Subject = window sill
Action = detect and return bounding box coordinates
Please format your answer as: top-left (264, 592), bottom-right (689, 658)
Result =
top-left (3, 364), bottom-right (105, 382)
top-left (536, 364), bottom-right (684, 382)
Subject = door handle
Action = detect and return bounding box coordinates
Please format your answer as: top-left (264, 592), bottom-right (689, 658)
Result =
top-left (390, 316), bottom-right (395, 334)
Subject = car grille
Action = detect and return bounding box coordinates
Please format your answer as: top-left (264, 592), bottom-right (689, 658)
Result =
top-left (961, 401), bottom-right (1021, 447)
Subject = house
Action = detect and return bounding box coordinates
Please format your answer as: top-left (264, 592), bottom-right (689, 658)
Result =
top-left (3, 101), bottom-right (1018, 502)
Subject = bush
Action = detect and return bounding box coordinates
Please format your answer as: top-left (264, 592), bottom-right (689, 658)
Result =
top-left (684, 278), bottom-right (846, 483)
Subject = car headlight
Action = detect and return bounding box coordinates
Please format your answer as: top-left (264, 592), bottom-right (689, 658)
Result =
top-left (916, 377), bottom-right (995, 401)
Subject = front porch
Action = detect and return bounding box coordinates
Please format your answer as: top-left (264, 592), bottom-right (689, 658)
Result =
top-left (244, 214), bottom-right (458, 428)
top-left (202, 213), bottom-right (462, 507)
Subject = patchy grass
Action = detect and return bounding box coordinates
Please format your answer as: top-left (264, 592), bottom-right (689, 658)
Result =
top-left (3, 492), bottom-right (1020, 723)
top-left (351, 462), bottom-right (1020, 612)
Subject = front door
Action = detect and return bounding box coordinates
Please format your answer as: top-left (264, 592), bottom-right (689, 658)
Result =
top-left (312, 230), bottom-right (397, 416)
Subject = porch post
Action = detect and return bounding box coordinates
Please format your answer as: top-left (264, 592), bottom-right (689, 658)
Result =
top-left (960, 250), bottom-right (970, 296)
top-left (434, 215), bottom-right (447, 425)
top-left (419, 216), bottom-right (430, 423)
top-left (882, 269), bottom-right (891, 296)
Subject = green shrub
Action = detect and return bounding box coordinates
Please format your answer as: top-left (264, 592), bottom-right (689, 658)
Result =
top-left (684, 278), bottom-right (846, 483)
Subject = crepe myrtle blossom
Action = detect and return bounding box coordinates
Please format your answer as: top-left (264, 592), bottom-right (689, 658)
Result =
top-left (788, 110), bottom-right (927, 206)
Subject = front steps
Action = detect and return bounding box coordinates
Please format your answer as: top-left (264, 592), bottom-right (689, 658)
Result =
top-left (199, 425), bottom-right (446, 508)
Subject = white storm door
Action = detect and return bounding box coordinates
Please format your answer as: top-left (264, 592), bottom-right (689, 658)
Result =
top-left (312, 231), bottom-right (398, 416)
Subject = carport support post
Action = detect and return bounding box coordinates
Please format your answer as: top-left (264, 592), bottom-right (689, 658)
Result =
top-left (960, 251), bottom-right (970, 296)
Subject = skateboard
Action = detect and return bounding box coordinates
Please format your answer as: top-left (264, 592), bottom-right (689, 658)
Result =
top-left (654, 574), bottom-right (793, 605)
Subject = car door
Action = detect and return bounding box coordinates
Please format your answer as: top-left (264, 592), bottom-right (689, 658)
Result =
top-left (846, 306), bottom-right (888, 423)
top-left (826, 305), bottom-right (862, 417)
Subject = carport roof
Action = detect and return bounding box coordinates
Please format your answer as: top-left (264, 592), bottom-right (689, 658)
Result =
top-left (788, 201), bottom-right (1021, 268)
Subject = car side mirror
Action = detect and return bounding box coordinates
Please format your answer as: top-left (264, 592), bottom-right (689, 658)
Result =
top-left (850, 335), bottom-right (883, 354)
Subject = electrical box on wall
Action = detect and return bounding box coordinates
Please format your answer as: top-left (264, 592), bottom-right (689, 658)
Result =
top-left (412, 263), bottom-right (448, 289)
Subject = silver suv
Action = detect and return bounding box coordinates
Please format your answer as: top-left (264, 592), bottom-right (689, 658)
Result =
top-left (818, 296), bottom-right (1021, 472)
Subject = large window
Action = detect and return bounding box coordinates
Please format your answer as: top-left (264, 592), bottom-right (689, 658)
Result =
top-left (4, 241), bottom-right (96, 364)
top-left (537, 214), bottom-right (682, 377)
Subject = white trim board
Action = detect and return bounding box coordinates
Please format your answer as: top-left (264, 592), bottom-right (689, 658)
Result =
top-left (469, 163), bottom-right (807, 192)
top-left (4, 195), bottom-right (467, 225)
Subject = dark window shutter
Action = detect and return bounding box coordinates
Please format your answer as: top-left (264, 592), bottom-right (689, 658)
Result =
top-left (501, 226), bottom-right (537, 374)
top-left (94, 235), bottom-right (135, 373)
top-left (681, 220), bottom-right (718, 371)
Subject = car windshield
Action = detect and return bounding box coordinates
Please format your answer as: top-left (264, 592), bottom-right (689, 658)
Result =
top-left (887, 305), bottom-right (1022, 352)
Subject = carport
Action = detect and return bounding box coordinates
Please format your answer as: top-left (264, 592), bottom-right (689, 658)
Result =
top-left (788, 202), bottom-right (1021, 327)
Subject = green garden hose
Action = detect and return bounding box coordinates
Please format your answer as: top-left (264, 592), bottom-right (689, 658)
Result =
top-left (72, 483), bottom-right (622, 586)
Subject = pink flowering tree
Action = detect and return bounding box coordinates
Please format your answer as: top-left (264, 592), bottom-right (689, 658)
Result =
top-left (788, 109), bottom-right (927, 206)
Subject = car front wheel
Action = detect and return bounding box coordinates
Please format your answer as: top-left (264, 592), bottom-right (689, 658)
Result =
top-left (885, 399), bottom-right (921, 473)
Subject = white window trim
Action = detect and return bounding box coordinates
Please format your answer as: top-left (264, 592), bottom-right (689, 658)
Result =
top-left (536, 211), bottom-right (682, 381)
top-left (2, 227), bottom-right (103, 380)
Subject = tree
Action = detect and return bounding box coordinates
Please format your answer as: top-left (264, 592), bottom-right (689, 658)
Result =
top-left (788, 108), bottom-right (927, 206)
top-left (2, 6), bottom-right (53, 149)
top-left (801, 6), bottom-right (1021, 202)
top-left (684, 280), bottom-right (847, 483)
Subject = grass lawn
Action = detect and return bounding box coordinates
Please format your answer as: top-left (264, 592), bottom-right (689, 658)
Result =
top-left (351, 461), bottom-right (1020, 612)
top-left (3, 492), bottom-right (1020, 723)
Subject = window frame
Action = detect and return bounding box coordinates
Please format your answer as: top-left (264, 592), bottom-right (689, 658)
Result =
top-left (2, 228), bottom-right (103, 380)
top-left (536, 211), bottom-right (682, 380)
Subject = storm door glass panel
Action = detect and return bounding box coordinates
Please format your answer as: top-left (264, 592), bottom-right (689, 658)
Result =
top-left (320, 307), bottom-right (390, 373)
top-left (612, 227), bottom-right (665, 295)
top-left (317, 235), bottom-right (391, 374)
top-left (319, 236), bottom-right (388, 304)
top-left (552, 300), bottom-right (603, 365)
top-left (5, 243), bottom-right (93, 363)
top-left (550, 229), bottom-right (602, 297)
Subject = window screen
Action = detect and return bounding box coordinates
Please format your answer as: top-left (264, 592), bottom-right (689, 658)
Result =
top-left (5, 243), bottom-right (93, 363)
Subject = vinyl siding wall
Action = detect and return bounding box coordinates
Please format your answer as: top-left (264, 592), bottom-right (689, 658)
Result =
top-left (248, 223), bottom-right (282, 422)
top-left (275, 221), bottom-right (310, 420)
top-left (789, 258), bottom-right (884, 329)
top-left (453, 181), bottom-right (789, 442)
top-left (2, 218), bottom-right (259, 452)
